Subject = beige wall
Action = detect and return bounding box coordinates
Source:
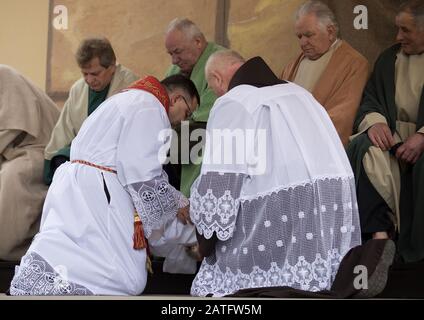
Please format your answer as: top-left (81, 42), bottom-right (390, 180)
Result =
top-left (0, 0), bottom-right (50, 90)
top-left (47, 0), bottom-right (220, 95)
top-left (229, 0), bottom-right (304, 76)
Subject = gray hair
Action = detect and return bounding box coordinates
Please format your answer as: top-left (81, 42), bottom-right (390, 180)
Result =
top-left (166, 18), bottom-right (206, 41)
top-left (296, 1), bottom-right (340, 36)
top-left (399, 0), bottom-right (424, 30)
top-left (205, 50), bottom-right (246, 75)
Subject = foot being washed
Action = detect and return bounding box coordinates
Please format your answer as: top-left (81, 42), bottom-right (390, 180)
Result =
top-left (185, 244), bottom-right (203, 261)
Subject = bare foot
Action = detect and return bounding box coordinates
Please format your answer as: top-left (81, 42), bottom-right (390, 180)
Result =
top-left (185, 244), bottom-right (203, 261)
top-left (373, 231), bottom-right (389, 240)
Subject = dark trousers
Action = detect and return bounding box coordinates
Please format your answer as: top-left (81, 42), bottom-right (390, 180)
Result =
top-left (356, 163), bottom-right (394, 238)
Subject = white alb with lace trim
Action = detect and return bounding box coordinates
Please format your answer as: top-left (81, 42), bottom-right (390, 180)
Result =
top-left (190, 83), bottom-right (361, 297)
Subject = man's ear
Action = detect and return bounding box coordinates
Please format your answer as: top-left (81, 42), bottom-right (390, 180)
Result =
top-left (166, 92), bottom-right (176, 107)
top-left (212, 71), bottom-right (223, 86)
top-left (327, 24), bottom-right (337, 41)
top-left (194, 36), bottom-right (203, 49)
top-left (108, 63), bottom-right (117, 72)
top-left (170, 93), bottom-right (180, 105)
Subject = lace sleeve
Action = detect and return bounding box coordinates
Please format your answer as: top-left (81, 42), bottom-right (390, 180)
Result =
top-left (127, 171), bottom-right (188, 238)
top-left (190, 172), bottom-right (245, 241)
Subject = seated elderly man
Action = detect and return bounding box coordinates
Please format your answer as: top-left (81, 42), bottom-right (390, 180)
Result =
top-left (44, 37), bottom-right (138, 184)
top-left (0, 65), bottom-right (59, 261)
top-left (164, 18), bottom-right (224, 197)
top-left (189, 50), bottom-right (362, 297)
top-left (281, 0), bottom-right (369, 146)
top-left (348, 0), bottom-right (424, 263)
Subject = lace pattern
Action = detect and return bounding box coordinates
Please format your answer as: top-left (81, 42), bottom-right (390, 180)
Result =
top-left (10, 252), bottom-right (93, 296)
top-left (127, 171), bottom-right (188, 238)
top-left (191, 249), bottom-right (343, 297)
top-left (190, 172), bottom-right (245, 241)
top-left (190, 175), bottom-right (361, 296)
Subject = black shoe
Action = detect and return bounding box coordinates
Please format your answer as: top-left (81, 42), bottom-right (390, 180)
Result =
top-left (353, 239), bottom-right (396, 299)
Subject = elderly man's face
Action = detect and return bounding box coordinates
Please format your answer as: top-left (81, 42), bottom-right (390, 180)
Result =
top-left (166, 29), bottom-right (203, 75)
top-left (295, 13), bottom-right (336, 61)
top-left (396, 12), bottom-right (424, 55)
top-left (81, 57), bottom-right (116, 92)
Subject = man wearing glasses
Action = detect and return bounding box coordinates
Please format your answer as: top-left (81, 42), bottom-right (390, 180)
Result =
top-left (168, 92), bottom-right (197, 124)
top-left (163, 78), bottom-right (199, 202)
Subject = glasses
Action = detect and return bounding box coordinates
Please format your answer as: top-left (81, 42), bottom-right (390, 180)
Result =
top-left (179, 95), bottom-right (193, 118)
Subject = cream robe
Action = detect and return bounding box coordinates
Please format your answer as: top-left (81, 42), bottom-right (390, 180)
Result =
top-left (44, 64), bottom-right (138, 161)
top-left (0, 65), bottom-right (60, 261)
top-left (358, 52), bottom-right (424, 227)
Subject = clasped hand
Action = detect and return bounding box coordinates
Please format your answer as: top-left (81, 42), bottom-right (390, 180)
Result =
top-left (368, 123), bottom-right (424, 164)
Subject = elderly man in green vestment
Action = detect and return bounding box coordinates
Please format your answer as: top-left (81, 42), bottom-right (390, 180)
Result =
top-left (348, 0), bottom-right (424, 263)
top-left (165, 18), bottom-right (225, 197)
top-left (44, 37), bottom-right (138, 184)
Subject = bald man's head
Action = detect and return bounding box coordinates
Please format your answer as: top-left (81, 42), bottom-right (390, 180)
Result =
top-left (205, 50), bottom-right (245, 97)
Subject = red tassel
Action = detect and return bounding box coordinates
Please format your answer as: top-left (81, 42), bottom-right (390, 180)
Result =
top-left (133, 212), bottom-right (153, 274)
top-left (133, 213), bottom-right (147, 250)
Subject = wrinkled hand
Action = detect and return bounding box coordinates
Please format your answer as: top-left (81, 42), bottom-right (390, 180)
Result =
top-left (395, 133), bottom-right (424, 164)
top-left (368, 123), bottom-right (395, 151)
top-left (177, 205), bottom-right (192, 225)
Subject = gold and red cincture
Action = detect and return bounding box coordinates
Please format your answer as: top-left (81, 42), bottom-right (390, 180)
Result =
top-left (71, 160), bottom-right (117, 173)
